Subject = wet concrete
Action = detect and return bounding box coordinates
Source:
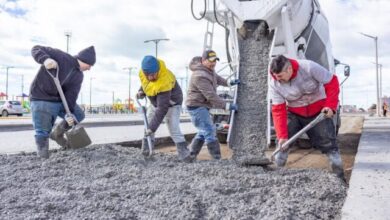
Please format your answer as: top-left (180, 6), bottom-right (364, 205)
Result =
top-left (0, 144), bottom-right (346, 219)
top-left (230, 21), bottom-right (273, 165)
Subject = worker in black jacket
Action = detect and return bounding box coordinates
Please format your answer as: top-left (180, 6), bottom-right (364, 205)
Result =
top-left (30, 45), bottom-right (96, 158)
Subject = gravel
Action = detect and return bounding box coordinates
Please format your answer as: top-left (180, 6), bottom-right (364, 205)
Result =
top-left (1, 144), bottom-right (347, 220)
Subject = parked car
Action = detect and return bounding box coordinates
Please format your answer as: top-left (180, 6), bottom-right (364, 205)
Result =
top-left (0, 100), bottom-right (24, 117)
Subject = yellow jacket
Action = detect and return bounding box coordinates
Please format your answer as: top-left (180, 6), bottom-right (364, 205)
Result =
top-left (139, 59), bottom-right (176, 97)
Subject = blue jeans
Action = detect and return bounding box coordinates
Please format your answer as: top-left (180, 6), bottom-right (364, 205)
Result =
top-left (31, 101), bottom-right (85, 138)
top-left (188, 107), bottom-right (217, 144)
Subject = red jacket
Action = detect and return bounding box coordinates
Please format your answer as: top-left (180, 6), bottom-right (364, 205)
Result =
top-left (271, 59), bottom-right (339, 139)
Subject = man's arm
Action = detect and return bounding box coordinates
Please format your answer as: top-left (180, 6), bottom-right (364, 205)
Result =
top-left (63, 74), bottom-right (83, 112)
top-left (194, 75), bottom-right (225, 109)
top-left (270, 83), bottom-right (288, 140)
top-left (308, 61), bottom-right (339, 116)
top-left (216, 74), bottom-right (228, 87)
top-left (323, 75), bottom-right (340, 112)
top-left (148, 91), bottom-right (171, 132)
top-left (31, 45), bottom-right (63, 64)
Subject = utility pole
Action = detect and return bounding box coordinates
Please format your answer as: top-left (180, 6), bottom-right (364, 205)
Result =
top-left (89, 77), bottom-right (95, 113)
top-left (21, 75), bottom-right (24, 100)
top-left (185, 66), bottom-right (189, 91)
top-left (123, 67), bottom-right (137, 111)
top-left (3, 66), bottom-right (15, 100)
top-left (360, 32), bottom-right (380, 116)
top-left (64, 31), bottom-right (72, 53)
top-left (112, 91), bottom-right (115, 106)
top-left (144, 38), bottom-right (170, 58)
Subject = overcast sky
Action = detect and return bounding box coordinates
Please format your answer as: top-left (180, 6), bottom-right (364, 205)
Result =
top-left (0, 0), bottom-right (389, 108)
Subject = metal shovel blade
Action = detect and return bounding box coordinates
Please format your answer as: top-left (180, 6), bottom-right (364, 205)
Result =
top-left (66, 125), bottom-right (92, 149)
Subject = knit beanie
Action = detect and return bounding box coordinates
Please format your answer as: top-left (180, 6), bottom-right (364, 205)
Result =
top-left (141, 55), bottom-right (159, 74)
top-left (76, 46), bottom-right (96, 66)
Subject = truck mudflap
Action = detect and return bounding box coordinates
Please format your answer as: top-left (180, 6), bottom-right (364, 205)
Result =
top-left (229, 21), bottom-right (273, 166)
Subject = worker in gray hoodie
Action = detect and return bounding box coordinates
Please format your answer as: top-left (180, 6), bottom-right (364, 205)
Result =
top-left (186, 50), bottom-right (239, 160)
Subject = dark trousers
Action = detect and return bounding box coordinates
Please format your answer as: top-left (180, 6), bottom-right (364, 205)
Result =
top-left (288, 112), bottom-right (338, 154)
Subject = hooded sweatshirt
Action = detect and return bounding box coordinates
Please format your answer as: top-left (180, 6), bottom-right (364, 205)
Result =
top-left (186, 57), bottom-right (228, 109)
top-left (270, 59), bottom-right (340, 139)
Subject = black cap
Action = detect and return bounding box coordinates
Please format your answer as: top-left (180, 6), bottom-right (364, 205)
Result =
top-left (76, 46), bottom-right (96, 66)
top-left (202, 50), bottom-right (219, 62)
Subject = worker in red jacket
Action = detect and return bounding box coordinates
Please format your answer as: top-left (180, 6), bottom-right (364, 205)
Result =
top-left (269, 55), bottom-right (345, 180)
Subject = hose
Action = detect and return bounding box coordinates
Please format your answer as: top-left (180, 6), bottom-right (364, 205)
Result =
top-left (191, 0), bottom-right (207, 20)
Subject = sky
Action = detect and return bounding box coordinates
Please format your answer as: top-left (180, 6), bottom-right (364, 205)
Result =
top-left (0, 0), bottom-right (389, 109)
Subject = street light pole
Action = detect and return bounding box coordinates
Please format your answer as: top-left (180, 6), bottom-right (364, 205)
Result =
top-left (360, 32), bottom-right (380, 116)
top-left (144, 38), bottom-right (170, 58)
top-left (123, 67), bottom-right (137, 112)
top-left (372, 62), bottom-right (383, 111)
top-left (64, 31), bottom-right (72, 53)
top-left (379, 64), bottom-right (382, 103)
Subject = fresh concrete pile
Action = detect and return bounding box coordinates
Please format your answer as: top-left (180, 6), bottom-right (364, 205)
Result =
top-left (0, 144), bottom-right (346, 219)
top-left (230, 21), bottom-right (274, 165)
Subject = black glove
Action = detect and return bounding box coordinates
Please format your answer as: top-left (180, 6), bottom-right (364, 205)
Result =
top-left (229, 79), bottom-right (240, 86)
top-left (136, 91), bottom-right (146, 99)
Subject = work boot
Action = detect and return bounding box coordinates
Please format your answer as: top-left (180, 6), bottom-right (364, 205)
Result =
top-left (50, 120), bottom-right (70, 150)
top-left (189, 138), bottom-right (204, 160)
top-left (141, 137), bottom-right (154, 157)
top-left (35, 136), bottom-right (49, 159)
top-left (207, 140), bottom-right (221, 160)
top-left (274, 150), bottom-right (289, 167)
top-left (176, 142), bottom-right (191, 162)
top-left (327, 150), bottom-right (346, 180)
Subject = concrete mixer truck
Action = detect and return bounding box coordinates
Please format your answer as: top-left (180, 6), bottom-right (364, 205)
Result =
top-left (190, 0), bottom-right (350, 165)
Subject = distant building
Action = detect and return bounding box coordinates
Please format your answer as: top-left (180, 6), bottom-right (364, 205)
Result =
top-left (341, 105), bottom-right (357, 113)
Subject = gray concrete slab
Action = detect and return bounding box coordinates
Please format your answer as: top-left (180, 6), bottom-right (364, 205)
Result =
top-left (0, 123), bottom-right (196, 154)
top-left (342, 117), bottom-right (390, 220)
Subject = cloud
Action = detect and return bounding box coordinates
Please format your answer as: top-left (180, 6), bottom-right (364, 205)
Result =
top-left (1, 0), bottom-right (389, 109)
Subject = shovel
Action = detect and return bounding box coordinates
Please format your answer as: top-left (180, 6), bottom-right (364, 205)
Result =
top-left (46, 67), bottom-right (91, 149)
top-left (136, 97), bottom-right (154, 157)
top-left (271, 112), bottom-right (326, 161)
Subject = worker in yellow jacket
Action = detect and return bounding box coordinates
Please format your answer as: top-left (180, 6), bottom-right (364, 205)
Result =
top-left (137, 55), bottom-right (191, 161)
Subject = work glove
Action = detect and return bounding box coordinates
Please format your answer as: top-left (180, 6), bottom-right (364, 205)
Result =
top-left (145, 129), bottom-right (153, 137)
top-left (225, 103), bottom-right (238, 111)
top-left (136, 91), bottom-right (146, 99)
top-left (321, 107), bottom-right (334, 118)
top-left (64, 114), bottom-right (76, 127)
top-left (43, 58), bottom-right (58, 70)
top-left (278, 138), bottom-right (288, 152)
top-left (228, 79), bottom-right (240, 86)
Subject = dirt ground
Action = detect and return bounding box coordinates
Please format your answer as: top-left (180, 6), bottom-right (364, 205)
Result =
top-left (158, 115), bottom-right (364, 183)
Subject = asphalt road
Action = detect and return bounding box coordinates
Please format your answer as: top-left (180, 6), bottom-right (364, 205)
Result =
top-left (0, 114), bottom-right (196, 154)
